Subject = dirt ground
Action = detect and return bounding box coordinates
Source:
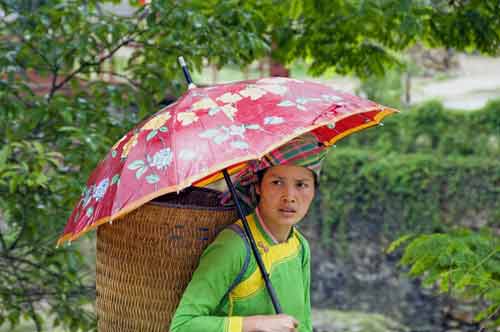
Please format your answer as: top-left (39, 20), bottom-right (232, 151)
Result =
top-left (411, 54), bottom-right (500, 110)
top-left (322, 54), bottom-right (500, 111)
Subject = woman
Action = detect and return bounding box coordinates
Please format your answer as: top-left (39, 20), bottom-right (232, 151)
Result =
top-left (170, 134), bottom-right (326, 332)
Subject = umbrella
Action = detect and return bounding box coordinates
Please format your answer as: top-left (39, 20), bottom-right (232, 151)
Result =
top-left (58, 57), bottom-right (398, 313)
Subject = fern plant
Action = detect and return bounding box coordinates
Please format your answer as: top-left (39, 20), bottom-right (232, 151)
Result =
top-left (388, 229), bottom-right (500, 330)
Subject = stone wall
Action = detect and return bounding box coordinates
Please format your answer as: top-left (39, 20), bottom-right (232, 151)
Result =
top-left (299, 213), bottom-right (481, 332)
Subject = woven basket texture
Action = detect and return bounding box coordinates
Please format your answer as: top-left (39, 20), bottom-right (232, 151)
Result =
top-left (96, 187), bottom-right (237, 332)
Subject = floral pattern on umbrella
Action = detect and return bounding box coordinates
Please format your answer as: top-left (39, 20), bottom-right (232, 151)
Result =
top-left (58, 77), bottom-right (398, 245)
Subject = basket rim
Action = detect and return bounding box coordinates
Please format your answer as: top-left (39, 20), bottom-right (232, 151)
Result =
top-left (148, 201), bottom-right (236, 211)
top-left (148, 186), bottom-right (236, 211)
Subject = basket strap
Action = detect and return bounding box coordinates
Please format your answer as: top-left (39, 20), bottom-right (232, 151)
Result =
top-left (224, 224), bottom-right (251, 296)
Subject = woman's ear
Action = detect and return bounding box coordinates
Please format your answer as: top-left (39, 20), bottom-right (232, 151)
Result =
top-left (255, 183), bottom-right (261, 196)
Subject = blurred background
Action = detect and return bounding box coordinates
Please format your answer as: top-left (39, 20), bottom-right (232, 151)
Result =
top-left (0, 1), bottom-right (499, 331)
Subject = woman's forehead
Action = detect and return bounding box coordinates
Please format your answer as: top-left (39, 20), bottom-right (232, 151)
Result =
top-left (264, 165), bottom-right (315, 180)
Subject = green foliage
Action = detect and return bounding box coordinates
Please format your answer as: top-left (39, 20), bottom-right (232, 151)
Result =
top-left (426, 0), bottom-right (500, 54)
top-left (358, 67), bottom-right (405, 109)
top-left (277, 0), bottom-right (500, 77)
top-left (317, 148), bottom-right (500, 241)
top-left (0, 0), bottom-right (269, 331)
top-left (388, 230), bottom-right (500, 329)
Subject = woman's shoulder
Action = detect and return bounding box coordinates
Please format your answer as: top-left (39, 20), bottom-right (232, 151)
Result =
top-left (204, 222), bottom-right (249, 256)
top-left (293, 228), bottom-right (311, 264)
top-left (293, 228), bottom-right (310, 247)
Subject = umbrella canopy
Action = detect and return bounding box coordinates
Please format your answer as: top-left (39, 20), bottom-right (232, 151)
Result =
top-left (58, 77), bottom-right (397, 245)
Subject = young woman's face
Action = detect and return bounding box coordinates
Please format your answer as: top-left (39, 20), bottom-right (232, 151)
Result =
top-left (256, 164), bottom-right (316, 229)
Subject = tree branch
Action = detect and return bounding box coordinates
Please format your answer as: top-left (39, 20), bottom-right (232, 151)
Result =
top-left (17, 34), bottom-right (55, 73)
top-left (46, 6), bottom-right (152, 100)
top-left (0, 285), bottom-right (95, 303)
top-left (2, 253), bottom-right (69, 281)
top-left (8, 208), bottom-right (27, 251)
top-left (48, 29), bottom-right (146, 101)
top-left (0, 232), bottom-right (6, 252)
top-left (0, 209), bottom-right (6, 250)
top-left (84, 69), bottom-right (141, 90)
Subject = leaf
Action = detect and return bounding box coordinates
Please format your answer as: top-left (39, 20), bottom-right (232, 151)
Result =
top-left (455, 273), bottom-right (473, 291)
top-left (221, 105), bottom-right (238, 121)
top-left (289, 0), bottom-right (303, 20)
top-left (146, 173), bottom-right (160, 184)
top-left (246, 124), bottom-right (262, 130)
top-left (159, 126), bottom-right (168, 132)
top-left (136, 166), bottom-right (148, 179)
top-left (199, 129), bottom-right (220, 138)
top-left (216, 92), bottom-right (242, 103)
top-left (192, 97), bottom-right (217, 110)
top-left (111, 174), bottom-right (120, 185)
top-left (127, 160), bottom-right (145, 170)
top-left (177, 112), bottom-right (199, 126)
top-left (0, 145), bottom-right (10, 164)
top-left (277, 100), bottom-right (295, 107)
top-left (386, 234), bottom-right (414, 254)
top-left (208, 107), bottom-right (221, 116)
top-left (147, 130), bottom-right (158, 141)
top-left (8, 311), bottom-right (19, 326)
top-left (214, 134), bottom-right (230, 144)
top-left (231, 141), bottom-right (249, 150)
top-left (264, 117), bottom-right (284, 125)
top-left (239, 86), bottom-right (267, 100)
top-left (33, 141), bottom-right (45, 155)
top-left (36, 173), bottom-right (48, 187)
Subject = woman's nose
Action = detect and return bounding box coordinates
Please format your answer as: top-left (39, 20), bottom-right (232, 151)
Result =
top-left (282, 186), bottom-right (297, 203)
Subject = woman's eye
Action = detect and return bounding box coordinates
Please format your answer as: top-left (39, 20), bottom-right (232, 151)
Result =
top-left (297, 182), bottom-right (309, 189)
top-left (271, 180), bottom-right (283, 185)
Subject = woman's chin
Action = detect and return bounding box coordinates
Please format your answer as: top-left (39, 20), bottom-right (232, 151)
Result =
top-left (276, 211), bottom-right (304, 226)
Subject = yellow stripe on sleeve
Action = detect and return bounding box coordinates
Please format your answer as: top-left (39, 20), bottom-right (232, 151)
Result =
top-left (227, 316), bottom-right (243, 332)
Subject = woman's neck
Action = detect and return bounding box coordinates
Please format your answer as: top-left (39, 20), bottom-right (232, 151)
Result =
top-left (255, 208), bottom-right (291, 243)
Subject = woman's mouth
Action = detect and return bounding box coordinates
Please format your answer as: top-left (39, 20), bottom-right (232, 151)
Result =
top-left (279, 208), bottom-right (297, 215)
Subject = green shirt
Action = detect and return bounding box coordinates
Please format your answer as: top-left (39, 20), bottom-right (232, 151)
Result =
top-left (170, 211), bottom-right (312, 332)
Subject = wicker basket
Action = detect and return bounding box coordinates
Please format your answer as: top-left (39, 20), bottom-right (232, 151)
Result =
top-left (96, 187), bottom-right (237, 332)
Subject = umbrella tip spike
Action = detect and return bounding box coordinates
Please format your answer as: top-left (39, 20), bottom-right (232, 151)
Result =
top-left (178, 55), bottom-right (196, 87)
top-left (109, 220), bottom-right (113, 225)
top-left (178, 56), bottom-right (186, 66)
top-left (379, 122), bottom-right (384, 127)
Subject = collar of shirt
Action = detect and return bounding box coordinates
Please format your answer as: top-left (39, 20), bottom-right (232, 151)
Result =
top-left (254, 208), bottom-right (294, 246)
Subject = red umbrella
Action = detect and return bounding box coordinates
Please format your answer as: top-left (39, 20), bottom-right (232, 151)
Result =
top-left (58, 77), bottom-right (396, 245)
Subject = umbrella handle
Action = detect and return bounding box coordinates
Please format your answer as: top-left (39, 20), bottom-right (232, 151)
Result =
top-left (222, 169), bottom-right (283, 314)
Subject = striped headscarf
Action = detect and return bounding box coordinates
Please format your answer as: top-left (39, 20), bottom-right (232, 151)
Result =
top-left (221, 132), bottom-right (327, 211)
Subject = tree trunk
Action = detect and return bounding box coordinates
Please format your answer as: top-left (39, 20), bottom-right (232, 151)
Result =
top-left (269, 40), bottom-right (289, 77)
top-left (269, 58), bottom-right (290, 77)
